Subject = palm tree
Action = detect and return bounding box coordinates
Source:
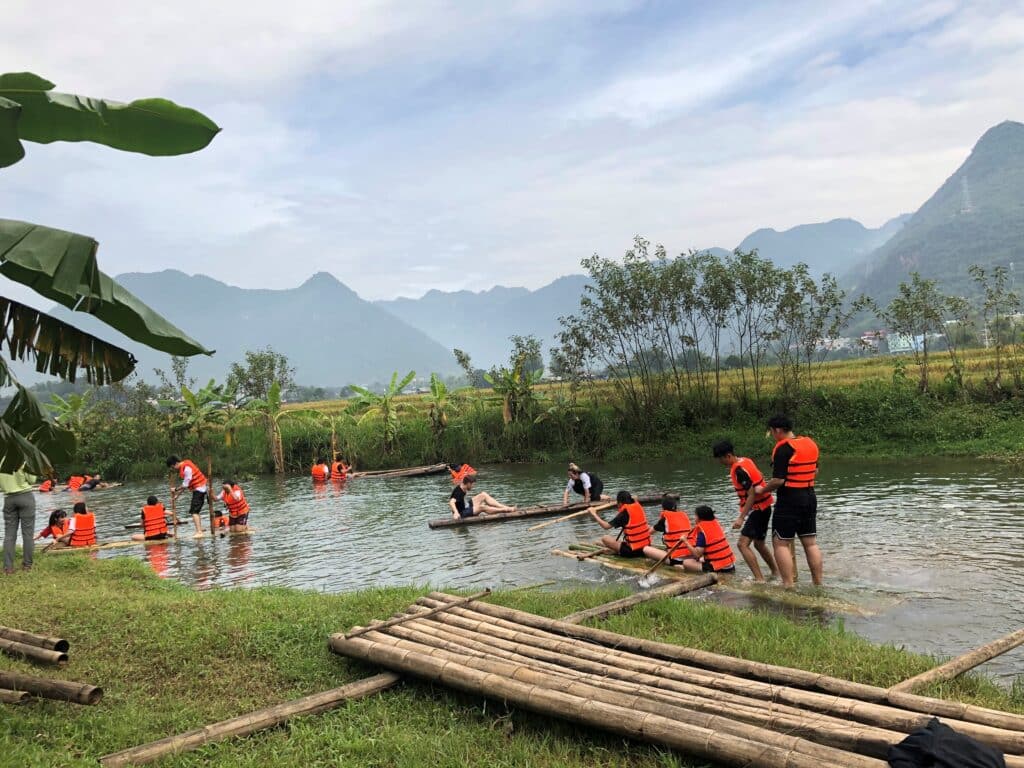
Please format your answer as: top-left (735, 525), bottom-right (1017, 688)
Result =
top-left (0, 72), bottom-right (218, 473)
top-left (349, 370), bottom-right (415, 454)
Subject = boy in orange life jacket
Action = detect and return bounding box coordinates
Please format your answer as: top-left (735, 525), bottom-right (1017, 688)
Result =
top-left (590, 491), bottom-right (652, 558)
top-left (713, 439), bottom-right (779, 582)
top-left (132, 496), bottom-right (173, 542)
top-left (167, 455), bottom-right (209, 537)
top-left (217, 480), bottom-right (251, 532)
top-left (677, 505), bottom-right (736, 574)
top-left (62, 502), bottom-right (97, 548)
top-left (642, 494), bottom-right (692, 565)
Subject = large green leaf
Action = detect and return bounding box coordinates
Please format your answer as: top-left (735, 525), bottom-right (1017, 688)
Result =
top-left (0, 72), bottom-right (219, 159)
top-left (0, 96), bottom-right (25, 168)
top-left (0, 219), bottom-right (213, 357)
top-left (2, 383), bottom-right (75, 467)
top-left (0, 418), bottom-right (52, 474)
top-left (0, 296), bottom-right (136, 384)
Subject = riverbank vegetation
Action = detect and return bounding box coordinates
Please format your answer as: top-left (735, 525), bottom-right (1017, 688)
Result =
top-left (2, 556), bottom-right (1020, 767)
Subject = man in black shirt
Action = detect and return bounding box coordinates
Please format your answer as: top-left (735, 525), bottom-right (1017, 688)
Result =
top-left (448, 475), bottom-right (515, 519)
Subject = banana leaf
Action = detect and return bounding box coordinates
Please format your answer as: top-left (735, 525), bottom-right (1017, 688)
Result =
top-left (0, 72), bottom-right (219, 168)
top-left (0, 96), bottom-right (24, 167)
top-left (1, 296), bottom-right (136, 384)
top-left (2, 382), bottom-right (74, 471)
top-left (0, 219), bottom-right (213, 357)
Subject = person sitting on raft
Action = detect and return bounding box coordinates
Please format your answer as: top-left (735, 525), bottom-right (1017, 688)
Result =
top-left (448, 474), bottom-right (516, 519)
top-left (132, 496), bottom-right (173, 542)
top-left (217, 480), bottom-right (251, 532)
top-left (564, 463), bottom-right (608, 506)
top-left (35, 509), bottom-right (69, 541)
top-left (55, 502), bottom-right (97, 548)
top-left (449, 463), bottom-right (476, 484)
top-left (311, 458), bottom-right (330, 482)
top-left (641, 494), bottom-right (692, 565)
top-left (676, 505), bottom-right (736, 574)
top-left (589, 491), bottom-right (651, 558)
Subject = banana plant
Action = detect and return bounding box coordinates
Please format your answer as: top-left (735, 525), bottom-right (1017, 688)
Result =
top-left (426, 373), bottom-right (455, 441)
top-left (349, 370), bottom-right (415, 454)
top-left (241, 381), bottom-right (320, 474)
top-left (485, 358), bottom-right (543, 425)
top-left (46, 390), bottom-right (95, 437)
top-left (160, 380), bottom-right (233, 451)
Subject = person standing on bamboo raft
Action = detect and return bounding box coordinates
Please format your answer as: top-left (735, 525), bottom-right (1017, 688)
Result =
top-left (563, 463), bottom-right (608, 505)
top-left (713, 439), bottom-right (779, 582)
top-left (761, 414), bottom-right (822, 588)
top-left (448, 474), bottom-right (515, 519)
top-left (167, 456), bottom-right (209, 537)
top-left (590, 491), bottom-right (651, 558)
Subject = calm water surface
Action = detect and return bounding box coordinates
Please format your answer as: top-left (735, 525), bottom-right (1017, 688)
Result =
top-left (48, 458), bottom-right (1024, 682)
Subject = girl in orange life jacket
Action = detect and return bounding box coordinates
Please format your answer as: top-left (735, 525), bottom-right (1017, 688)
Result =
top-left (131, 496), bottom-right (173, 542)
top-left (641, 494), bottom-right (692, 565)
top-left (311, 458), bottom-right (330, 482)
top-left (35, 509), bottom-right (69, 541)
top-left (66, 502), bottom-right (97, 548)
top-left (713, 439), bottom-right (779, 583)
top-left (677, 505), bottom-right (736, 574)
top-left (167, 455), bottom-right (209, 537)
top-left (331, 460), bottom-right (350, 481)
top-left (217, 480), bottom-right (251, 532)
top-left (590, 491), bottom-right (652, 558)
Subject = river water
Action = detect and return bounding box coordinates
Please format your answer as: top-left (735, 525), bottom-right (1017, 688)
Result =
top-left (43, 458), bottom-right (1024, 683)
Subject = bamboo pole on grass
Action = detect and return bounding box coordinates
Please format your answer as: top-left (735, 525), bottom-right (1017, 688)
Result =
top-left (0, 688), bottom-right (30, 705)
top-left (0, 637), bottom-right (68, 666)
top-left (0, 671), bottom-right (102, 704)
top-left (425, 592), bottom-right (1024, 733)
top-left (0, 626), bottom-right (69, 652)
top-left (559, 575), bottom-right (716, 624)
top-left (330, 631), bottom-right (879, 768)
top-left (343, 590), bottom-right (490, 640)
top-left (99, 672), bottom-right (399, 767)
top-left (891, 627), bottom-right (1024, 693)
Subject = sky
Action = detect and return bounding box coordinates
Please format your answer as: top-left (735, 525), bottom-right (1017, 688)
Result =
top-left (2, 0), bottom-right (1023, 304)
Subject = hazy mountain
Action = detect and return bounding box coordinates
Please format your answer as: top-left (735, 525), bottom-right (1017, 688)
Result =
top-left (850, 120), bottom-right (1024, 302)
top-left (44, 270), bottom-right (457, 386)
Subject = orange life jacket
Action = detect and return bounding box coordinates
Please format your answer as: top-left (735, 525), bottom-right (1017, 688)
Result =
top-left (773, 436), bottom-right (819, 489)
top-left (687, 519), bottom-right (735, 571)
top-left (67, 475), bottom-right (85, 491)
top-left (141, 503), bottom-right (169, 538)
top-left (730, 457), bottom-right (773, 511)
top-left (620, 501), bottom-right (651, 550)
top-left (658, 509), bottom-right (692, 556)
top-left (450, 464), bottom-right (476, 483)
top-left (220, 485), bottom-right (250, 519)
top-left (178, 459), bottom-right (207, 491)
top-left (39, 479), bottom-right (53, 492)
top-left (311, 464), bottom-right (329, 481)
top-left (212, 514), bottom-right (230, 530)
top-left (331, 461), bottom-right (348, 480)
top-left (70, 512), bottom-right (97, 547)
top-left (42, 519), bottom-right (69, 539)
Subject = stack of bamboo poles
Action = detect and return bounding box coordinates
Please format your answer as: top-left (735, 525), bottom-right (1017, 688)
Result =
top-left (0, 626), bottom-right (103, 706)
top-left (0, 625), bottom-right (69, 667)
top-left (330, 592), bottom-right (1024, 768)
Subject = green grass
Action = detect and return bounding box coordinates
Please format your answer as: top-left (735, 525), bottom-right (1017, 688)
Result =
top-left (2, 557), bottom-right (1021, 767)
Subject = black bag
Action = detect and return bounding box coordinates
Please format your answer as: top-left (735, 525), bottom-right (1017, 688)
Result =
top-left (888, 717), bottom-right (1005, 768)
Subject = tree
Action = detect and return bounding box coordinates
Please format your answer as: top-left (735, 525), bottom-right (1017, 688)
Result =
top-left (160, 380), bottom-right (234, 451)
top-left (240, 381), bottom-right (318, 474)
top-left (426, 373), bottom-right (454, 444)
top-left (969, 264), bottom-right (1020, 391)
top-left (0, 72), bottom-right (218, 473)
top-left (875, 272), bottom-right (947, 392)
top-left (453, 349), bottom-right (488, 388)
top-left (227, 347), bottom-right (295, 403)
top-left (154, 356), bottom-right (197, 399)
top-left (486, 336), bottom-right (545, 425)
top-left (46, 390), bottom-right (95, 438)
top-left (350, 370), bottom-right (415, 453)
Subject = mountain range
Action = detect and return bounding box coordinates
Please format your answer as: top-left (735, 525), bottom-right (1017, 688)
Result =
top-left (28, 119), bottom-right (1024, 384)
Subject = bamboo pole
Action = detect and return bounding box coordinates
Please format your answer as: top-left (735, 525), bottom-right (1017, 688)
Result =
top-left (350, 623), bottom-right (886, 767)
top-left (170, 473), bottom-right (178, 539)
top-left (425, 592), bottom-right (1024, 733)
top-left (0, 671), bottom-right (102, 705)
top-left (559, 575), bottom-right (716, 624)
top-left (98, 672), bottom-right (399, 767)
top-left (0, 626), bottom-right (69, 652)
top-left (428, 494), bottom-right (666, 530)
top-left (330, 632), bottom-right (876, 768)
top-left (343, 590), bottom-right (490, 640)
top-left (891, 627), bottom-right (1024, 693)
top-left (349, 463), bottom-right (449, 480)
top-left (527, 502), bottom-right (615, 531)
top-left (0, 688), bottom-right (30, 705)
top-left (0, 637), bottom-right (68, 666)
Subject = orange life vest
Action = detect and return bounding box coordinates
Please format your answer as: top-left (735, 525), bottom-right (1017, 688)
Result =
top-left (658, 509), bottom-right (692, 556)
top-left (178, 459), bottom-right (207, 491)
top-left (730, 457), bottom-right (773, 511)
top-left (67, 475), bottom-right (85, 491)
top-left (141, 503), bottom-right (169, 538)
top-left (70, 512), bottom-right (97, 547)
top-left (39, 479), bottom-right (53, 492)
top-left (687, 519), bottom-right (735, 571)
top-left (42, 519), bottom-right (69, 539)
top-left (331, 461), bottom-right (348, 480)
top-left (450, 464), bottom-right (476, 483)
top-left (220, 485), bottom-right (250, 519)
top-left (311, 464), bottom-right (329, 481)
top-left (212, 514), bottom-right (230, 530)
top-left (773, 436), bottom-right (819, 489)
top-left (619, 501), bottom-right (651, 550)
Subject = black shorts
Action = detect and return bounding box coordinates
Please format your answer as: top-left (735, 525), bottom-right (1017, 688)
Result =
top-left (704, 561), bottom-right (736, 573)
top-left (668, 557), bottom-right (688, 566)
top-left (589, 479), bottom-right (604, 500)
top-left (740, 507), bottom-right (772, 541)
top-left (188, 490), bottom-right (208, 515)
top-left (618, 543), bottom-right (646, 558)
top-left (458, 500), bottom-right (476, 519)
top-left (772, 494), bottom-right (817, 540)
top-left (144, 532), bottom-right (171, 541)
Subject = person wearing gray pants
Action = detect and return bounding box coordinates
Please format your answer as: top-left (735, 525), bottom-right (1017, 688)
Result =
top-left (2, 469), bottom-right (38, 574)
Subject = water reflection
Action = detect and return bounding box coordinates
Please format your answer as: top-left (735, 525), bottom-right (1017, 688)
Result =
top-left (36, 457), bottom-right (1024, 681)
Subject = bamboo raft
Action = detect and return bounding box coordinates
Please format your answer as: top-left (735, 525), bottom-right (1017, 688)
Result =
top-left (428, 493), bottom-right (667, 529)
top-left (45, 529), bottom-right (255, 554)
top-left (346, 463), bottom-right (449, 480)
top-left (331, 592), bottom-right (1024, 768)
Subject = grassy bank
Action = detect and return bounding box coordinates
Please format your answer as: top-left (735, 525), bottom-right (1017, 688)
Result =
top-left (2, 557), bottom-right (1021, 767)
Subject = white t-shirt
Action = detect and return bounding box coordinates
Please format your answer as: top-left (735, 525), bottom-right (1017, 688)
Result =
top-left (566, 472), bottom-right (592, 492)
top-left (180, 465), bottom-right (208, 494)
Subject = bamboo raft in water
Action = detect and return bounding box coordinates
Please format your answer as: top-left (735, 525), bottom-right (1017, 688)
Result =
top-left (330, 592), bottom-right (1024, 768)
top-left (45, 529), bottom-right (255, 554)
top-left (428, 493), bottom-right (668, 529)
top-left (346, 463), bottom-right (449, 480)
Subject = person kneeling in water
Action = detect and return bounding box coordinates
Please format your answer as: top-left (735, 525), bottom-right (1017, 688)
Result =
top-left (448, 474), bottom-right (516, 519)
top-left (132, 496), bottom-right (173, 542)
top-left (590, 491), bottom-right (651, 557)
top-left (677, 505), bottom-right (736, 574)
